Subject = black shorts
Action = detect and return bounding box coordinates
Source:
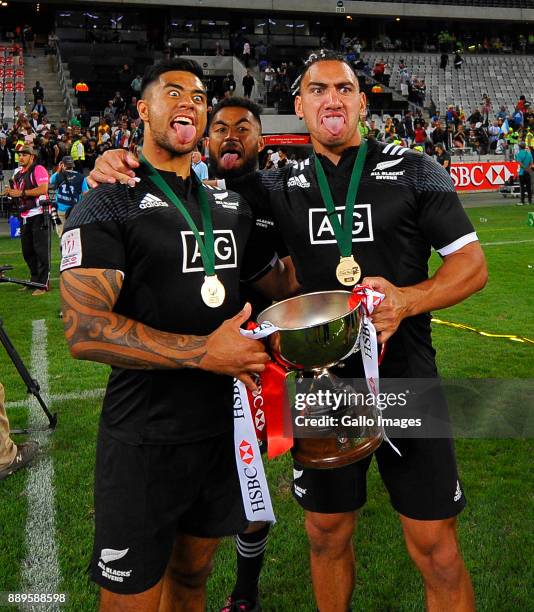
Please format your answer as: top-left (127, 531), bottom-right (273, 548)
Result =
top-left (292, 436), bottom-right (466, 521)
top-left (90, 424), bottom-right (248, 595)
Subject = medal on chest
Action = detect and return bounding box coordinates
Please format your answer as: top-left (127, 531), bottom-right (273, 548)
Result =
top-left (200, 274), bottom-right (226, 309)
top-left (141, 154), bottom-right (225, 307)
top-left (314, 140), bottom-right (368, 287)
top-left (335, 255), bottom-right (361, 286)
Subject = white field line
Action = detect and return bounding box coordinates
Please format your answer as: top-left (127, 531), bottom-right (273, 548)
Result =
top-left (6, 388), bottom-right (105, 410)
top-left (480, 239), bottom-right (534, 246)
top-left (21, 320), bottom-right (61, 611)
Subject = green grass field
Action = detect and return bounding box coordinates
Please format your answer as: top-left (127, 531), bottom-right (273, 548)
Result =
top-left (0, 204), bottom-right (532, 611)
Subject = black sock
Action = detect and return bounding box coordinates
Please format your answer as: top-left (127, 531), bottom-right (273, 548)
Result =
top-left (231, 523), bottom-right (270, 604)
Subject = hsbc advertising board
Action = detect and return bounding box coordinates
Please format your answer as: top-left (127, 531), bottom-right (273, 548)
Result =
top-left (450, 162), bottom-right (519, 192)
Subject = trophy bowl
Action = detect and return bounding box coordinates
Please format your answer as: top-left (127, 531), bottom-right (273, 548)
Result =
top-left (257, 291), bottom-right (383, 469)
top-left (256, 290), bottom-right (361, 370)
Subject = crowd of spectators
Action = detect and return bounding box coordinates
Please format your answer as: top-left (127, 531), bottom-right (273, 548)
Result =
top-left (352, 94), bottom-right (534, 171)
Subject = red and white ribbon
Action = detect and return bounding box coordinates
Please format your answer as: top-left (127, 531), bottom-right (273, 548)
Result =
top-left (233, 321), bottom-right (281, 523)
top-left (350, 285), bottom-right (401, 456)
top-left (233, 378), bottom-right (276, 523)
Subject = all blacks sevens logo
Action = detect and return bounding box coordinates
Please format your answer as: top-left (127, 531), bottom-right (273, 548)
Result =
top-left (308, 204), bottom-right (374, 245)
top-left (181, 229), bottom-right (237, 273)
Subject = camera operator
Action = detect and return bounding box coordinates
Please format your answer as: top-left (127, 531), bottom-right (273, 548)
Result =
top-left (4, 145), bottom-right (51, 295)
top-left (50, 155), bottom-right (89, 236)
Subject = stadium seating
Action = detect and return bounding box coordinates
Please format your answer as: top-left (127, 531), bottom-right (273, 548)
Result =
top-left (59, 41), bottom-right (155, 112)
top-left (362, 52), bottom-right (533, 115)
top-left (0, 46), bottom-right (25, 126)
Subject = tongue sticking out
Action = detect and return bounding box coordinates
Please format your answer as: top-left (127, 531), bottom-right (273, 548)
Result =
top-left (322, 116), bottom-right (345, 136)
top-left (173, 123), bottom-right (196, 144)
top-left (221, 152), bottom-right (239, 170)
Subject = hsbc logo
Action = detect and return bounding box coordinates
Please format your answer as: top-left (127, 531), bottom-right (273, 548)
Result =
top-left (309, 204), bottom-right (374, 245)
top-left (450, 162), bottom-right (517, 190)
top-left (485, 165), bottom-right (514, 185)
top-left (254, 408), bottom-right (265, 431)
top-left (181, 230), bottom-right (237, 273)
top-left (239, 440), bottom-right (254, 464)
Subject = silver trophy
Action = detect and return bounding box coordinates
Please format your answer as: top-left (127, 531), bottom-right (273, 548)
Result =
top-left (257, 290), bottom-right (384, 469)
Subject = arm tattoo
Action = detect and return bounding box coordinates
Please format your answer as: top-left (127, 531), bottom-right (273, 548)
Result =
top-left (60, 268), bottom-right (207, 369)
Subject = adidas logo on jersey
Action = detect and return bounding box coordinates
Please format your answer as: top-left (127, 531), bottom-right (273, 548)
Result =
top-left (139, 193), bottom-right (169, 209)
top-left (371, 157), bottom-right (405, 181)
top-left (287, 174), bottom-right (311, 189)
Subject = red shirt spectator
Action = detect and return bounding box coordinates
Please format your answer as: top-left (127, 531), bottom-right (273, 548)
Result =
top-left (414, 126), bottom-right (427, 144)
top-left (517, 96), bottom-right (528, 113)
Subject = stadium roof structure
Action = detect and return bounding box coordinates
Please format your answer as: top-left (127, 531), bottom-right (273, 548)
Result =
top-left (74, 0), bottom-right (534, 23)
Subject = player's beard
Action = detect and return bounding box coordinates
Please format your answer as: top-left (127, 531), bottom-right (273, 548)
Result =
top-left (209, 153), bottom-right (257, 180)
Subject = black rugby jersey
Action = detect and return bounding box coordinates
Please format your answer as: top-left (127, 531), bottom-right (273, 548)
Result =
top-left (61, 165), bottom-right (277, 444)
top-left (228, 139), bottom-right (477, 378)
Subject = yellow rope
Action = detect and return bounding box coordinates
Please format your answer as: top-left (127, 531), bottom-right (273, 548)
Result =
top-left (431, 318), bottom-right (534, 346)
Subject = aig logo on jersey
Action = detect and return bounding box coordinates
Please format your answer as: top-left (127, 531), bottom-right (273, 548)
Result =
top-left (309, 205), bottom-right (374, 244)
top-left (181, 230), bottom-right (237, 272)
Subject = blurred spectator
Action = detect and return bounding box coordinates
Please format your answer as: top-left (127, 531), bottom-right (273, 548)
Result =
top-left (32, 100), bottom-right (47, 122)
top-left (71, 133), bottom-right (85, 172)
top-left (0, 134), bottom-right (12, 170)
top-left (111, 120), bottom-right (131, 150)
top-left (222, 73), bottom-right (236, 96)
top-left (127, 97), bottom-right (139, 120)
top-left (97, 118), bottom-right (111, 145)
top-left (130, 74), bottom-right (143, 97)
top-left (264, 63), bottom-right (275, 95)
top-left (435, 144), bottom-right (451, 173)
top-left (514, 141), bottom-right (533, 205)
top-left (112, 91), bottom-right (126, 116)
top-left (242, 70), bottom-right (254, 99)
top-left (242, 41), bottom-right (252, 68)
top-left (191, 150), bottom-right (208, 180)
top-left (33, 81), bottom-right (44, 104)
top-left (453, 124), bottom-right (466, 148)
top-left (517, 95), bottom-right (529, 114)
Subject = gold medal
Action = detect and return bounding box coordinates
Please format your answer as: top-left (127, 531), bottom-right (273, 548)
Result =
top-left (201, 274), bottom-right (226, 308)
top-left (335, 255), bottom-right (361, 286)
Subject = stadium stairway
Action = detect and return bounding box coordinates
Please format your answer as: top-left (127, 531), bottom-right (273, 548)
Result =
top-left (24, 49), bottom-right (69, 125)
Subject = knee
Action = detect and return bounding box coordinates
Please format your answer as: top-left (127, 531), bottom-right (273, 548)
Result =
top-left (166, 559), bottom-right (214, 591)
top-left (305, 513), bottom-right (355, 558)
top-left (408, 534), bottom-right (463, 584)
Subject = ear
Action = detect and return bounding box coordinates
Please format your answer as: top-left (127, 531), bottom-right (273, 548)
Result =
top-left (294, 95), bottom-right (304, 119)
top-left (138, 99), bottom-right (149, 122)
top-left (257, 135), bottom-right (265, 154)
top-left (359, 92), bottom-right (367, 120)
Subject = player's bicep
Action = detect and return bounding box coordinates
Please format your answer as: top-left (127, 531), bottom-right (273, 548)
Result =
top-left (60, 268), bottom-right (124, 353)
top-left (61, 268), bottom-right (123, 314)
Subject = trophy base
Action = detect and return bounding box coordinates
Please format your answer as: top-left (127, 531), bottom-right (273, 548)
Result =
top-left (291, 433), bottom-right (383, 469)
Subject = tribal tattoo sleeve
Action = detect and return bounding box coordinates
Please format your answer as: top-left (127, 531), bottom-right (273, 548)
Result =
top-left (60, 268), bottom-right (207, 369)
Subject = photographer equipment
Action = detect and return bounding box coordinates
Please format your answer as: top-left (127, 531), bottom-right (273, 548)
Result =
top-left (0, 265), bottom-right (57, 433)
